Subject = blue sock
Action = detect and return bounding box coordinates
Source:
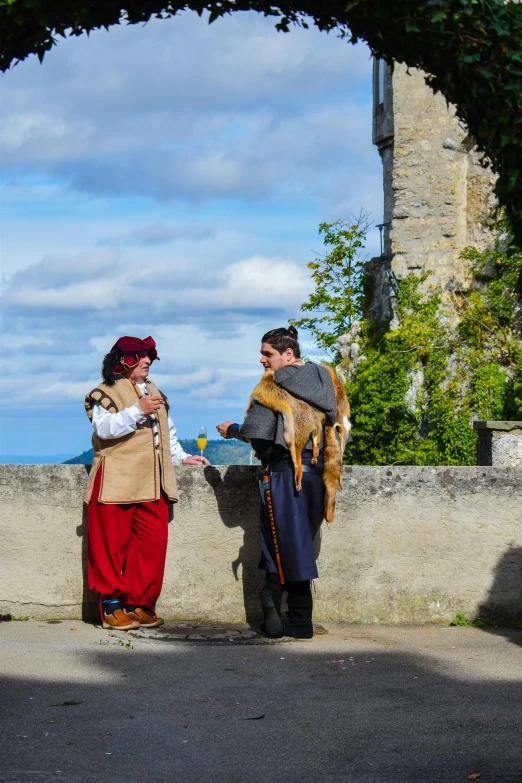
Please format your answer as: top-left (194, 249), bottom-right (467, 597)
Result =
top-left (101, 598), bottom-right (121, 617)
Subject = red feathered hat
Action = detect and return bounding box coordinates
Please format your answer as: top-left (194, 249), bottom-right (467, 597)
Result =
top-left (111, 335), bottom-right (159, 374)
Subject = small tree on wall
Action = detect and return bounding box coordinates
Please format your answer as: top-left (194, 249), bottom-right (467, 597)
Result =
top-left (291, 215), bottom-right (369, 355)
top-left (2, 0), bottom-right (522, 261)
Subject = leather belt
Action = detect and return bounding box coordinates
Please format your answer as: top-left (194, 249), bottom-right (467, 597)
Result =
top-left (269, 463), bottom-right (323, 477)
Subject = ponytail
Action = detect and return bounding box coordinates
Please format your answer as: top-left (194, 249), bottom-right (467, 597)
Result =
top-left (261, 326), bottom-right (301, 358)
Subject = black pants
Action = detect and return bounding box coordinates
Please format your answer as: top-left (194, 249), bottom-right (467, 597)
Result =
top-left (262, 571), bottom-right (313, 627)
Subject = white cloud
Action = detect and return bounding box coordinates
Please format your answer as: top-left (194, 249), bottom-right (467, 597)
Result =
top-left (0, 248), bottom-right (314, 434)
top-left (98, 222), bottom-right (217, 246)
top-left (220, 256), bottom-right (311, 305)
top-left (1, 250), bottom-right (312, 319)
top-left (8, 280), bottom-right (120, 311)
top-left (0, 13), bottom-right (374, 204)
top-left (38, 380), bottom-right (97, 399)
top-left (0, 11), bottom-right (383, 453)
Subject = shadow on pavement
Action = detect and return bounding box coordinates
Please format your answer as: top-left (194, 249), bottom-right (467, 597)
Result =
top-left (1, 626), bottom-right (522, 783)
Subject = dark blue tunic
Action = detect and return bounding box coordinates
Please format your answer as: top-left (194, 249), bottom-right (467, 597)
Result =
top-left (229, 363), bottom-right (336, 585)
top-left (259, 450), bottom-right (324, 582)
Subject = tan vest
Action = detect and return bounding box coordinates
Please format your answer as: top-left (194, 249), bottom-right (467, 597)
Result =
top-left (83, 378), bottom-right (179, 505)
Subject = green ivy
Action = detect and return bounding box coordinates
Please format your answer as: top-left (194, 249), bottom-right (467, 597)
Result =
top-left (342, 226), bottom-right (522, 465)
top-left (2, 1), bottom-right (522, 259)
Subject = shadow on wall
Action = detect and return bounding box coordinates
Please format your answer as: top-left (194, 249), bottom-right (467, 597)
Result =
top-left (75, 463), bottom-right (266, 625)
top-left (77, 465), bottom-right (176, 623)
top-left (76, 465), bottom-right (98, 622)
top-left (478, 545), bottom-right (522, 647)
top-left (204, 465), bottom-right (265, 627)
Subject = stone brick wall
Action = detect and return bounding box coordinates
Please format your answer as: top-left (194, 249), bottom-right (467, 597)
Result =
top-left (371, 62), bottom-right (497, 324)
top-left (475, 421), bottom-right (522, 467)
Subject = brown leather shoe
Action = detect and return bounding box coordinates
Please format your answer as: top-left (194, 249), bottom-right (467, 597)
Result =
top-left (124, 607), bottom-right (164, 628)
top-left (102, 608), bottom-right (140, 631)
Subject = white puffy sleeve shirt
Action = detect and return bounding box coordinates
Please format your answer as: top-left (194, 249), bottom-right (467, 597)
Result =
top-left (91, 385), bottom-right (190, 466)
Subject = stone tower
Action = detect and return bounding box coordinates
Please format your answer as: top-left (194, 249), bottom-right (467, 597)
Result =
top-left (369, 60), bottom-right (496, 324)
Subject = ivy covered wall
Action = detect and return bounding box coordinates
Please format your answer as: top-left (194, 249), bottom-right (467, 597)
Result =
top-left (294, 217), bottom-right (522, 465)
top-left (340, 229), bottom-right (522, 465)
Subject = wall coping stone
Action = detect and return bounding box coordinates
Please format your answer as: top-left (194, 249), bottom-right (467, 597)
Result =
top-left (473, 421), bottom-right (522, 432)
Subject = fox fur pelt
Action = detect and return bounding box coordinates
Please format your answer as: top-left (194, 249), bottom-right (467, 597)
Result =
top-left (246, 365), bottom-right (350, 523)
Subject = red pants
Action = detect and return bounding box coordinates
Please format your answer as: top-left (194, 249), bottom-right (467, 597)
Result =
top-left (87, 467), bottom-right (169, 607)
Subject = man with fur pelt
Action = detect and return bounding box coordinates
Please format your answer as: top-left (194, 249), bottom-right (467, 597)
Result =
top-left (217, 326), bottom-right (350, 639)
top-left (84, 335), bottom-right (209, 631)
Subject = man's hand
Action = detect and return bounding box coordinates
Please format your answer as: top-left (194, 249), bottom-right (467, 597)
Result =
top-left (182, 455), bottom-right (211, 466)
top-left (216, 421), bottom-right (234, 439)
top-left (138, 395), bottom-right (164, 415)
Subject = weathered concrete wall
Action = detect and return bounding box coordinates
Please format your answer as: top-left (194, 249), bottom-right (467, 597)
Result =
top-left (1, 464), bottom-right (521, 624)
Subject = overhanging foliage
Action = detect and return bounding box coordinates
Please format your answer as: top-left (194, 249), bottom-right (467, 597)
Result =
top-left (2, 1), bottom-right (522, 253)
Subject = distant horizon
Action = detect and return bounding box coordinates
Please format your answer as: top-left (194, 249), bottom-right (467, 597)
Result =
top-left (0, 436), bottom-right (246, 463)
top-left (0, 453), bottom-right (77, 464)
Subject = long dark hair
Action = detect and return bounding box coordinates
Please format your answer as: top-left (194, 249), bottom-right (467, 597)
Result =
top-left (261, 325), bottom-right (301, 358)
top-left (101, 349), bottom-right (123, 386)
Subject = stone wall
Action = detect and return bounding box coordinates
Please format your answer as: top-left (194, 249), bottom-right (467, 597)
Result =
top-left (371, 61), bottom-right (497, 324)
top-left (475, 421), bottom-right (522, 468)
top-left (1, 464), bottom-right (521, 625)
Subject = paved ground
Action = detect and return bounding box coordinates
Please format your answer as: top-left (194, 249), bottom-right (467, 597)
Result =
top-left (1, 621), bottom-right (521, 783)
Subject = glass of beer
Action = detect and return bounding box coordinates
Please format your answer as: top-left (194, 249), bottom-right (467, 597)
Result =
top-left (197, 426), bottom-right (208, 460)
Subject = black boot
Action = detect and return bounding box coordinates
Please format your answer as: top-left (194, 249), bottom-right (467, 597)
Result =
top-left (259, 572), bottom-right (284, 638)
top-left (283, 580), bottom-right (314, 639)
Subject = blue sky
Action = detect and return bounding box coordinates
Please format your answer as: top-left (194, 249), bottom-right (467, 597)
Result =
top-left (0, 11), bottom-right (382, 457)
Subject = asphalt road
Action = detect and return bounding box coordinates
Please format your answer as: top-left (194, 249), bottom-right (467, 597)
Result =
top-left (1, 621), bottom-right (521, 783)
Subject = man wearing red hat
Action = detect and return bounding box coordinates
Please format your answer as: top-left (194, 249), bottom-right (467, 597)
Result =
top-left (83, 336), bottom-right (209, 631)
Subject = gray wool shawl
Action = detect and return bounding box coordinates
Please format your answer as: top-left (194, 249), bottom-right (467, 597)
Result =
top-left (238, 363), bottom-right (337, 449)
